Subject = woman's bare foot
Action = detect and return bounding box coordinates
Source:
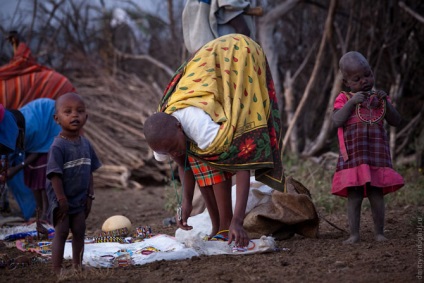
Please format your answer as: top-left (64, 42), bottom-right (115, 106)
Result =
top-left (208, 228), bottom-right (219, 239)
top-left (343, 235), bottom-right (360, 244)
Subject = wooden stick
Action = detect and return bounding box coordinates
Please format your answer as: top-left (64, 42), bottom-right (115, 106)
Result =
top-left (244, 7), bottom-right (263, 17)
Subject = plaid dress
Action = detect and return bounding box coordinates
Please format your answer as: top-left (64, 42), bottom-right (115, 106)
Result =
top-left (331, 92), bottom-right (404, 197)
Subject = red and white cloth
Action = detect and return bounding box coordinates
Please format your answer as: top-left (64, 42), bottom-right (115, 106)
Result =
top-left (0, 42), bottom-right (76, 109)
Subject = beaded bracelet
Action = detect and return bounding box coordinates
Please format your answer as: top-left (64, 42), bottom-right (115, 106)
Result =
top-left (231, 241), bottom-right (256, 253)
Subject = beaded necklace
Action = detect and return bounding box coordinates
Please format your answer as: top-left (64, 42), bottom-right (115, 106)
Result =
top-left (170, 152), bottom-right (188, 221)
top-left (355, 91), bottom-right (386, 124)
top-left (60, 133), bottom-right (80, 142)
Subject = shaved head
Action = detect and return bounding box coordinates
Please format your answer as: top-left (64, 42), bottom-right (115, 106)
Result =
top-left (144, 112), bottom-right (181, 151)
top-left (55, 92), bottom-right (84, 112)
top-left (339, 51), bottom-right (370, 78)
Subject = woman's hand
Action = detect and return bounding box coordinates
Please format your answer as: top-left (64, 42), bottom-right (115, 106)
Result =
top-left (228, 219), bottom-right (250, 248)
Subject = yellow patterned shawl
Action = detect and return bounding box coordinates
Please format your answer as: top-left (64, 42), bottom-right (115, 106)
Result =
top-left (160, 34), bottom-right (285, 191)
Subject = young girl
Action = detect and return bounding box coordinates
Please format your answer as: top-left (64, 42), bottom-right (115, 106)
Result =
top-left (46, 92), bottom-right (101, 275)
top-left (332, 51), bottom-right (404, 244)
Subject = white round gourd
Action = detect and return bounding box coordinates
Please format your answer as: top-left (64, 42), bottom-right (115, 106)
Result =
top-left (102, 215), bottom-right (132, 232)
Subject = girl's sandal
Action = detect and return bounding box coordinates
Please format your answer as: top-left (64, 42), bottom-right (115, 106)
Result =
top-left (209, 230), bottom-right (229, 242)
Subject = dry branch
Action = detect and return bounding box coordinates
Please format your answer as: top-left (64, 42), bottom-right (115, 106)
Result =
top-left (282, 0), bottom-right (338, 154)
top-left (399, 1), bottom-right (424, 24)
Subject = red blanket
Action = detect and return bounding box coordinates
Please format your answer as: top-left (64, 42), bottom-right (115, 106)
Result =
top-left (0, 43), bottom-right (76, 109)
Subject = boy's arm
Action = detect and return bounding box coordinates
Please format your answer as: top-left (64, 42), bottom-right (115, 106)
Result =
top-left (88, 174), bottom-right (94, 196)
top-left (85, 173), bottom-right (95, 218)
top-left (50, 173), bottom-right (68, 222)
top-left (174, 155), bottom-right (195, 230)
top-left (229, 170), bottom-right (250, 247)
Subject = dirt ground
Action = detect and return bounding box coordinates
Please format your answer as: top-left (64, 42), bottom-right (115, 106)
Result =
top-left (0, 184), bottom-right (421, 283)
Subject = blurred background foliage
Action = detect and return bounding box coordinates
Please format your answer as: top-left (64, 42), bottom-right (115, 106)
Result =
top-left (0, 1), bottom-right (423, 203)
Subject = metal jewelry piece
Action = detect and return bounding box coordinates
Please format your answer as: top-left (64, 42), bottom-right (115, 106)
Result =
top-left (177, 206), bottom-right (182, 221)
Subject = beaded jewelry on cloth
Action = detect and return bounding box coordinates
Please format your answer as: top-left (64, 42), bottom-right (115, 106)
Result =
top-left (232, 241), bottom-right (256, 253)
top-left (356, 91), bottom-right (386, 124)
top-left (91, 227), bottom-right (129, 243)
top-left (93, 236), bottom-right (125, 243)
top-left (133, 226), bottom-right (154, 240)
top-left (98, 227), bottom-right (129, 237)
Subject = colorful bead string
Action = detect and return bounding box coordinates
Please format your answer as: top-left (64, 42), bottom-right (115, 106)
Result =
top-left (231, 241), bottom-right (256, 253)
top-left (93, 236), bottom-right (124, 243)
top-left (98, 227), bottom-right (129, 237)
top-left (133, 226), bottom-right (154, 240)
top-left (138, 246), bottom-right (160, 255)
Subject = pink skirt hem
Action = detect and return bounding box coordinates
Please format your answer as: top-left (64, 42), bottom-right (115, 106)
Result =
top-left (331, 164), bottom-right (404, 198)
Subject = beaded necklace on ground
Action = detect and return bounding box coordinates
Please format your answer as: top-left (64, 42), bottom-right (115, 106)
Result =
top-left (169, 151), bottom-right (188, 221)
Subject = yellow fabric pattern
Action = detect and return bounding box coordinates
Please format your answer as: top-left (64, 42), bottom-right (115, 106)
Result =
top-left (163, 34), bottom-right (270, 156)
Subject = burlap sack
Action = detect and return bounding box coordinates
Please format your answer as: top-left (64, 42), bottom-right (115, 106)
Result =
top-left (244, 177), bottom-right (319, 240)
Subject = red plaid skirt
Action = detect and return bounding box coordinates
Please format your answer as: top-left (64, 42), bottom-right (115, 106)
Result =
top-left (332, 122), bottom-right (404, 197)
top-left (188, 156), bottom-right (233, 187)
top-left (336, 122), bottom-right (392, 170)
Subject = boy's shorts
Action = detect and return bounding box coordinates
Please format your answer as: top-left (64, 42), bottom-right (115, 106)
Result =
top-left (188, 156), bottom-right (233, 187)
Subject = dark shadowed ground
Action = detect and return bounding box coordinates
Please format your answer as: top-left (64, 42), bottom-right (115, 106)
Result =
top-left (0, 184), bottom-right (421, 282)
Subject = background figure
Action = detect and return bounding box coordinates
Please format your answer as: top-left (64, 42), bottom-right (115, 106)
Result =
top-left (0, 104), bottom-right (19, 212)
top-left (0, 98), bottom-right (60, 223)
top-left (0, 31), bottom-right (76, 221)
top-left (46, 92), bottom-right (101, 275)
top-left (182, 0), bottom-right (256, 54)
top-left (332, 51), bottom-right (404, 244)
top-left (0, 31), bottom-right (76, 109)
top-left (182, 0), bottom-right (257, 216)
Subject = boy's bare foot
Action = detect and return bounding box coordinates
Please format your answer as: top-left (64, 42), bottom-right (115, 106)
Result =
top-left (343, 235), bottom-right (360, 244)
top-left (375, 234), bottom-right (388, 242)
top-left (53, 267), bottom-right (62, 276)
